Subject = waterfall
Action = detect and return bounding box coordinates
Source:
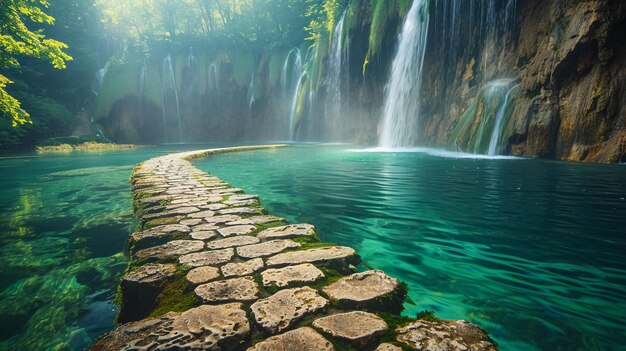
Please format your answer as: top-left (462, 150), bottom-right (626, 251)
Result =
top-left (449, 79), bottom-right (519, 155)
top-left (184, 47), bottom-right (198, 100)
top-left (487, 82), bottom-right (520, 155)
top-left (91, 65), bottom-right (108, 96)
top-left (138, 62), bottom-right (147, 125)
top-left (248, 71), bottom-right (256, 118)
top-left (289, 72), bottom-right (306, 141)
top-left (162, 54), bottom-right (183, 143)
top-left (326, 9), bottom-right (347, 141)
top-left (378, 0), bottom-right (430, 148)
top-left (282, 48), bottom-right (303, 140)
top-left (209, 62), bottom-right (219, 94)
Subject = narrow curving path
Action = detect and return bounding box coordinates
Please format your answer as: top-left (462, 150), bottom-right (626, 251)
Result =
top-left (92, 145), bottom-right (497, 351)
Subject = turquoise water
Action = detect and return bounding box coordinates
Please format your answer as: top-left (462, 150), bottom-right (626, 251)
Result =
top-left (0, 145), bottom-right (229, 351)
top-left (196, 145), bottom-right (626, 351)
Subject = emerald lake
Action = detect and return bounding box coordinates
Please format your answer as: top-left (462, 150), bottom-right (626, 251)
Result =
top-left (1, 144), bottom-right (625, 350)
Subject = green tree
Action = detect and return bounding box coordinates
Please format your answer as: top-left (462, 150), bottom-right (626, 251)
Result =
top-left (0, 0), bottom-right (72, 126)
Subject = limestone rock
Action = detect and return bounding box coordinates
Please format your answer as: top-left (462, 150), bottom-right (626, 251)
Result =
top-left (375, 343), bottom-right (403, 351)
top-left (322, 270), bottom-right (402, 312)
top-left (186, 266), bottom-right (221, 285)
top-left (217, 224), bottom-right (256, 237)
top-left (257, 224), bottom-right (315, 240)
top-left (193, 223), bottom-right (221, 232)
top-left (178, 248), bottom-right (234, 267)
top-left (130, 224), bottom-right (191, 251)
top-left (221, 258), bottom-right (265, 277)
top-left (266, 246), bottom-right (357, 267)
top-left (207, 235), bottom-right (260, 249)
top-left (134, 240), bottom-right (205, 261)
top-left (261, 263), bottom-right (324, 287)
top-left (187, 209), bottom-right (216, 218)
top-left (396, 320), bottom-right (497, 351)
top-left (237, 239), bottom-right (300, 259)
top-left (180, 218), bottom-right (203, 226)
top-left (205, 215), bottom-right (243, 225)
top-left (190, 230), bottom-right (218, 240)
top-left (247, 327), bottom-right (334, 351)
top-left (195, 276), bottom-right (259, 303)
top-left (313, 311), bottom-right (388, 346)
top-left (92, 303), bottom-right (250, 351)
top-left (118, 263), bottom-right (177, 322)
top-left (251, 287), bottom-right (328, 334)
top-left (218, 207), bottom-right (259, 215)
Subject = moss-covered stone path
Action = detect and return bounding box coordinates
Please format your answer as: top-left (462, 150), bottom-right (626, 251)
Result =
top-left (92, 145), bottom-right (498, 351)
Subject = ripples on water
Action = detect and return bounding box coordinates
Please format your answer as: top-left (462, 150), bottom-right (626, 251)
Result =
top-left (0, 145), bottom-right (223, 350)
top-left (197, 145), bottom-right (626, 351)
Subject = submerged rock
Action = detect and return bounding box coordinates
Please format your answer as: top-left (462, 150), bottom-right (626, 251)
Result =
top-left (396, 319), bottom-right (497, 351)
top-left (247, 327), bottom-right (334, 351)
top-left (92, 303), bottom-right (250, 351)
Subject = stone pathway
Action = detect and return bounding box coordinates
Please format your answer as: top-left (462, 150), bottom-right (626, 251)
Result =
top-left (92, 145), bottom-right (498, 351)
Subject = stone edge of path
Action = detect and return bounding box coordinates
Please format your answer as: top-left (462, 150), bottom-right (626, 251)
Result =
top-left (91, 144), bottom-right (499, 351)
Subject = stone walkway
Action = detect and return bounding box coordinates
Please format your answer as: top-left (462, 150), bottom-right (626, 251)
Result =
top-left (92, 145), bottom-right (497, 351)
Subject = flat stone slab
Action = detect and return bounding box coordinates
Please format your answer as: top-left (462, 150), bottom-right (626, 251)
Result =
top-left (322, 270), bottom-right (400, 308)
top-left (237, 239), bottom-right (300, 259)
top-left (134, 240), bottom-right (205, 261)
top-left (190, 230), bottom-right (218, 240)
top-left (313, 311), bottom-right (388, 345)
top-left (261, 263), bottom-right (324, 287)
top-left (195, 276), bottom-right (258, 303)
top-left (180, 218), bottom-right (203, 226)
top-left (257, 224), bottom-right (315, 240)
top-left (247, 327), bottom-right (334, 351)
top-left (396, 320), bottom-right (497, 351)
top-left (221, 258), bottom-right (264, 277)
top-left (186, 266), bottom-right (221, 285)
top-left (205, 215), bottom-right (243, 225)
top-left (251, 287), bottom-right (328, 334)
top-left (178, 248), bottom-right (234, 267)
top-left (207, 235), bottom-right (260, 249)
top-left (130, 224), bottom-right (191, 250)
top-left (217, 224), bottom-right (256, 237)
top-left (193, 223), bottom-right (221, 232)
top-left (187, 209), bottom-right (216, 218)
top-left (266, 246), bottom-right (356, 267)
top-left (92, 303), bottom-right (250, 351)
top-left (218, 207), bottom-right (259, 215)
top-left (375, 343), bottom-right (403, 351)
top-left (223, 199), bottom-right (258, 206)
top-left (122, 263), bottom-right (177, 286)
top-left (226, 215), bottom-right (285, 226)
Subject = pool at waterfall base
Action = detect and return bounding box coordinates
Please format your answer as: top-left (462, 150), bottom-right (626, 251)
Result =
top-left (0, 144), bottom-right (625, 350)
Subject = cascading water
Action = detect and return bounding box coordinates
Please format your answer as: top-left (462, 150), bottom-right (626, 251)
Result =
top-left (326, 9), bottom-right (347, 140)
top-left (449, 79), bottom-right (519, 155)
top-left (282, 48), bottom-right (303, 140)
top-left (91, 66), bottom-right (108, 96)
top-left (183, 47), bottom-right (198, 100)
top-left (248, 71), bottom-right (256, 118)
top-left (378, 0), bottom-right (430, 148)
top-left (487, 82), bottom-right (520, 155)
top-left (162, 54), bottom-right (183, 142)
top-left (138, 62), bottom-right (147, 125)
top-left (209, 62), bottom-right (219, 94)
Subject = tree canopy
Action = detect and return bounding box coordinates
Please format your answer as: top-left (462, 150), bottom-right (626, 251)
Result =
top-left (0, 0), bottom-right (72, 125)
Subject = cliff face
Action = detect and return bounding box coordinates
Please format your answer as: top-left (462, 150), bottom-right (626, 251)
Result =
top-left (95, 0), bottom-right (626, 163)
top-left (417, 0), bottom-right (626, 163)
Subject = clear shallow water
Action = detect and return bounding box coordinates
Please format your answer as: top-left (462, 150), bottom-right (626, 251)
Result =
top-left (196, 145), bottom-right (626, 351)
top-left (0, 144), bottom-right (232, 351)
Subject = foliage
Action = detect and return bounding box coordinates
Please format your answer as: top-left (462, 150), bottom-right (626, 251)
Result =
top-left (0, 0), bottom-right (72, 125)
